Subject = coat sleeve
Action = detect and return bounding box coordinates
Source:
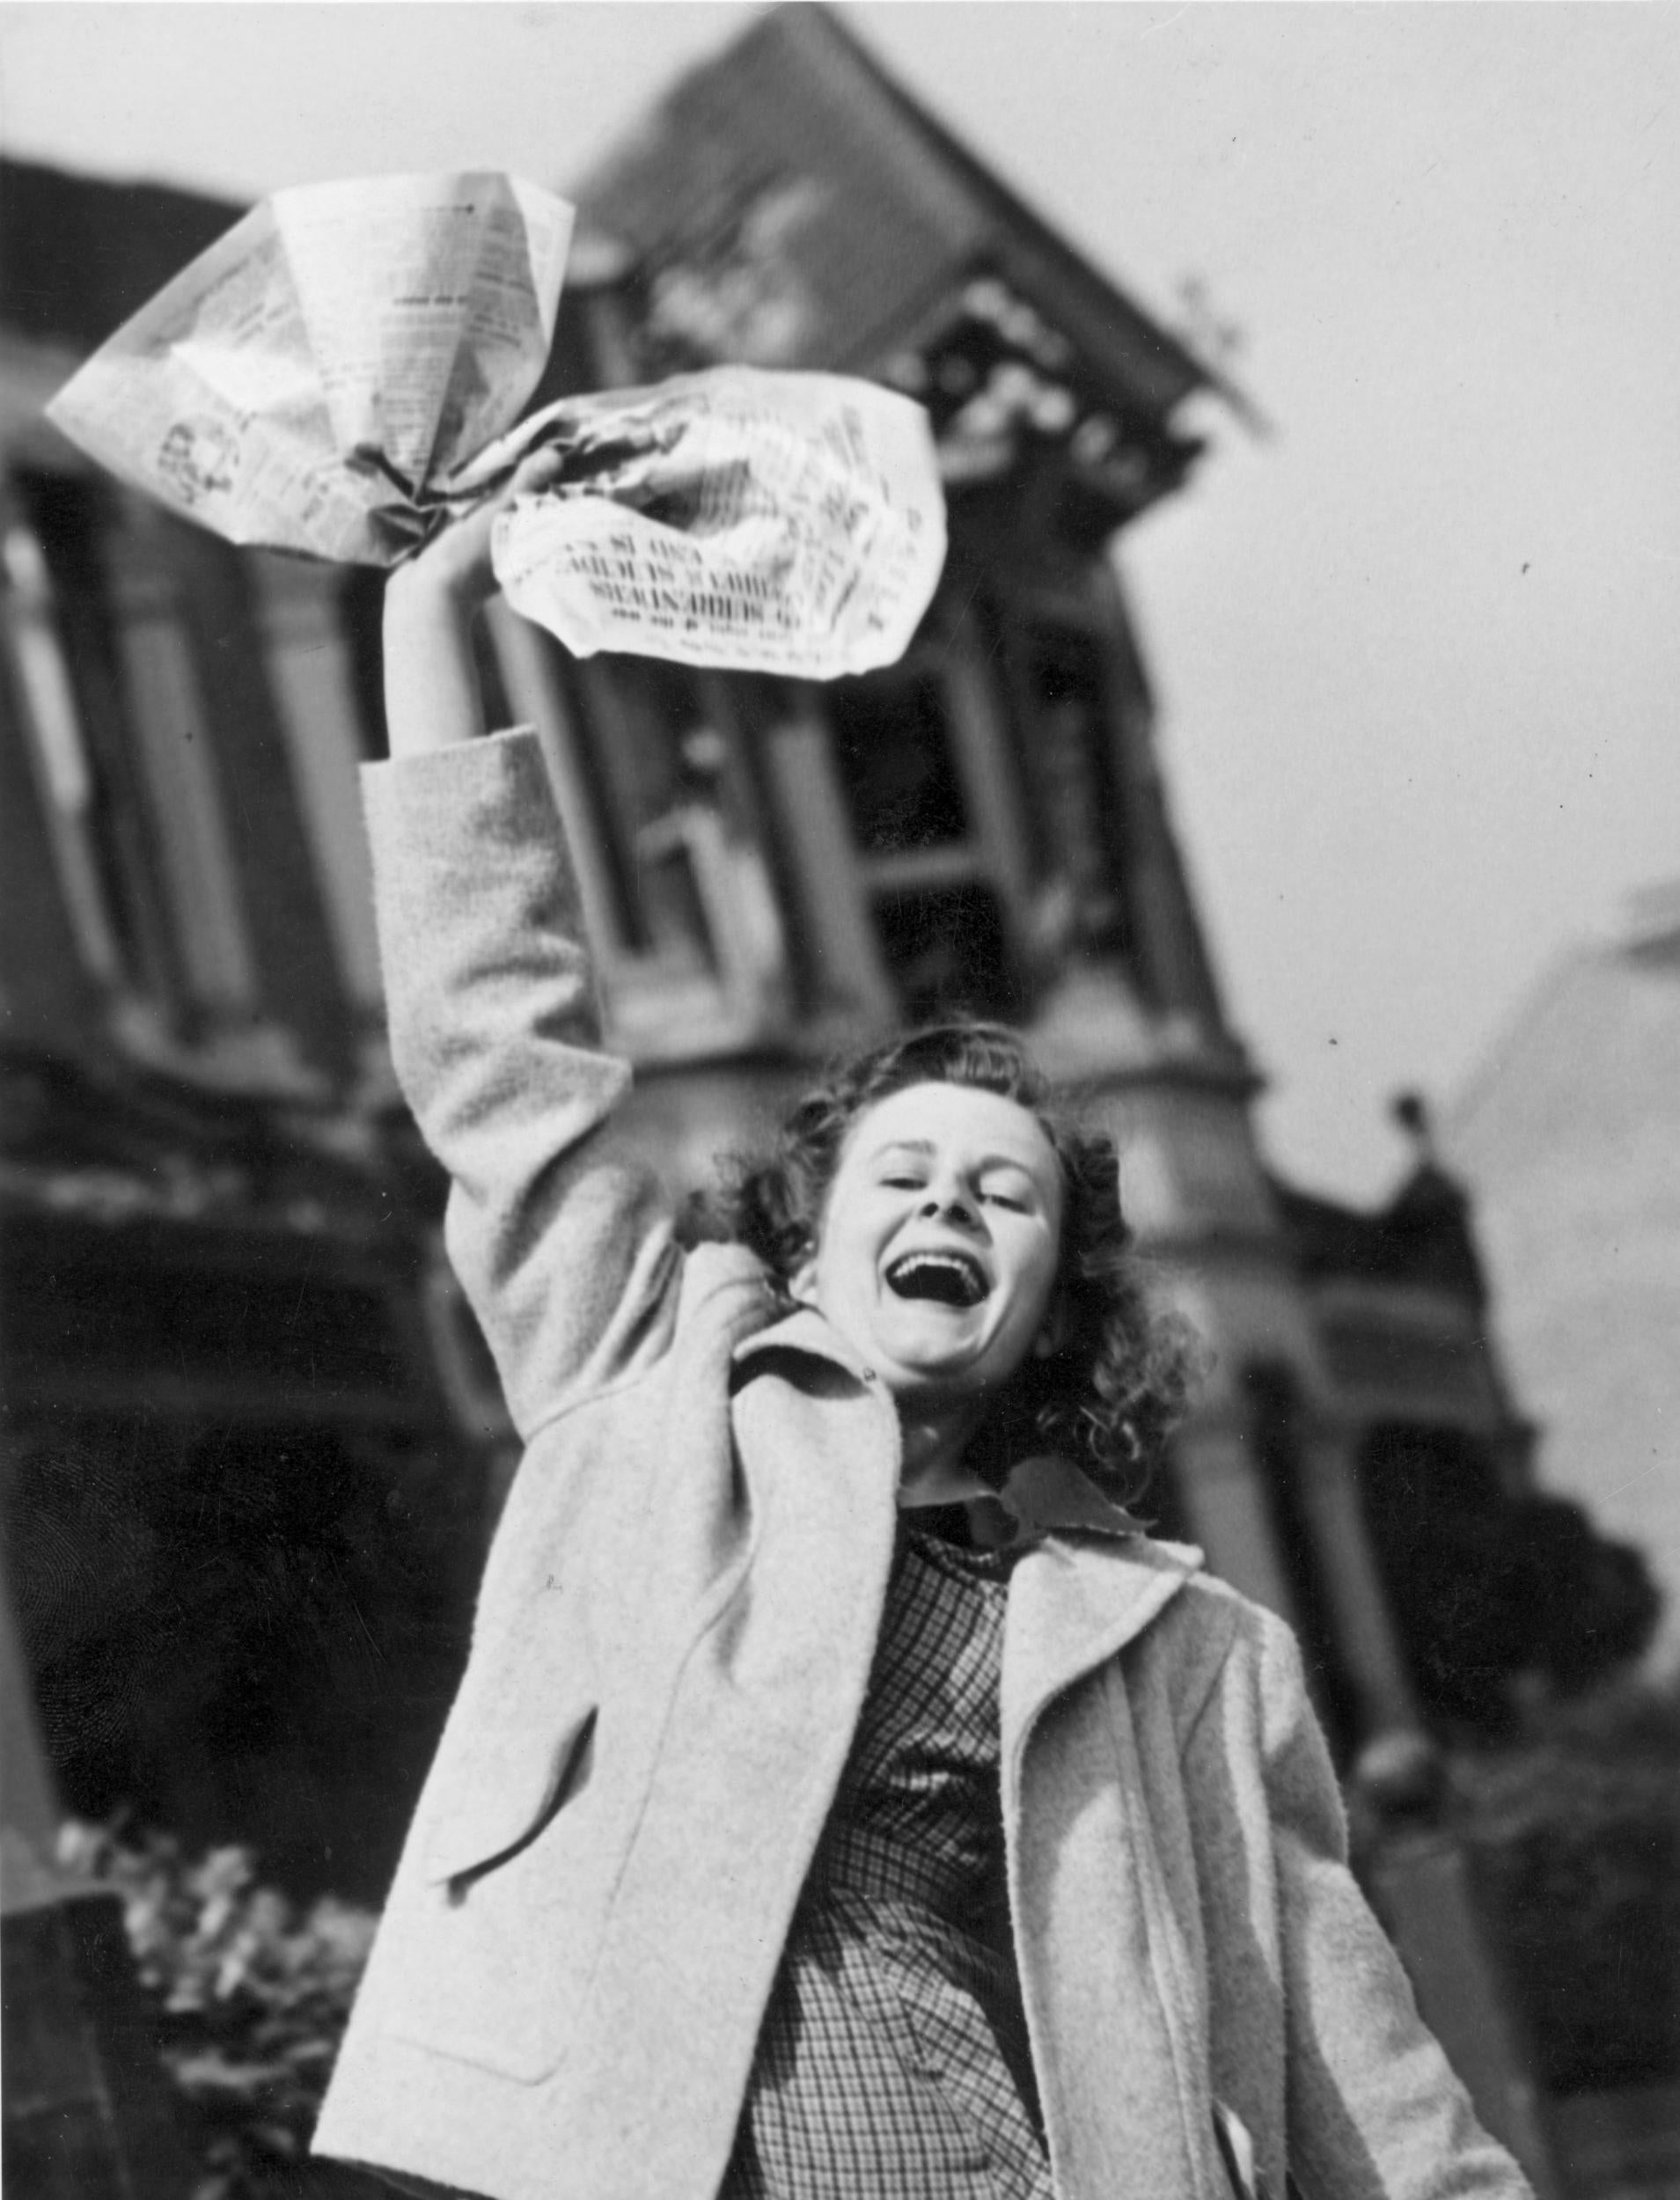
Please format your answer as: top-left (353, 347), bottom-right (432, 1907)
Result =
top-left (1251, 1610), bottom-right (1533, 2200)
top-left (363, 727), bottom-right (681, 1437)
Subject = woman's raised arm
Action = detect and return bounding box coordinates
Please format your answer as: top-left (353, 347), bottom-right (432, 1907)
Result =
top-left (366, 458), bottom-right (684, 1436)
top-left (381, 453), bottom-right (557, 759)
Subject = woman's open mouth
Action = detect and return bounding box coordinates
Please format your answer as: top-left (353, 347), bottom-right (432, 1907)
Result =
top-left (884, 1250), bottom-right (988, 1308)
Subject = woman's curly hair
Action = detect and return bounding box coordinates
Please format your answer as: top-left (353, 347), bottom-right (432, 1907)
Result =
top-left (705, 1022), bottom-right (1199, 1509)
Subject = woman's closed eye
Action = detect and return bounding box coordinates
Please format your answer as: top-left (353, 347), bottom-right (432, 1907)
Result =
top-left (877, 1174), bottom-right (1032, 1210)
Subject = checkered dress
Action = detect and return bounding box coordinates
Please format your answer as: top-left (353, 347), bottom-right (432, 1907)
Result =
top-left (722, 1515), bottom-right (1054, 2199)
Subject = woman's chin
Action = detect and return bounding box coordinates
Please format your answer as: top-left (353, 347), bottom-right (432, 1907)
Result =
top-left (874, 1309), bottom-right (980, 1369)
top-left (873, 1335), bottom-right (1006, 1403)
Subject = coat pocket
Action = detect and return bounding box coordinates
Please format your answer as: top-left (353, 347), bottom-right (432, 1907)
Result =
top-left (422, 1698), bottom-right (602, 1892)
top-left (423, 1705), bottom-right (598, 1891)
top-left (377, 1705), bottom-right (609, 2084)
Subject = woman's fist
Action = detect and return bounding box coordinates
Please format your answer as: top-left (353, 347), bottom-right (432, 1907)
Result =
top-left (389, 444), bottom-right (567, 614)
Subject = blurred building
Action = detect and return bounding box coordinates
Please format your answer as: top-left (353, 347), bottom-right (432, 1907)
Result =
top-left (0, 2), bottom-right (1540, 1899)
top-left (1447, 884), bottom-right (1680, 1665)
top-left (0, 161), bottom-right (518, 1898)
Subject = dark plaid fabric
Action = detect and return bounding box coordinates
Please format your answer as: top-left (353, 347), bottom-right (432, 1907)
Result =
top-left (722, 1518), bottom-right (1054, 2199)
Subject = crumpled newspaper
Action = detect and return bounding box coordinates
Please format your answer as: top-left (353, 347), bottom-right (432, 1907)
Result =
top-left (46, 172), bottom-right (946, 678)
top-left (46, 172), bottom-right (575, 564)
top-left (463, 369), bottom-right (944, 678)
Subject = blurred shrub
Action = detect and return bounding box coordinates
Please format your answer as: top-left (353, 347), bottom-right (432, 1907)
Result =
top-left (1450, 1680), bottom-right (1680, 2094)
top-left (57, 1819), bottom-right (379, 2200)
top-left (1367, 1455), bottom-right (1663, 1739)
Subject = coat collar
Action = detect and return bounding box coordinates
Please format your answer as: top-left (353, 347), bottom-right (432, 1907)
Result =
top-left (994, 1452), bottom-right (1148, 1544)
top-left (731, 1302), bottom-right (865, 1378)
top-left (733, 1307), bottom-right (1176, 1551)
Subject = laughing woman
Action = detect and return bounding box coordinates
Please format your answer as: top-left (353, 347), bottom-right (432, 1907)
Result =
top-left (312, 459), bottom-right (1531, 2200)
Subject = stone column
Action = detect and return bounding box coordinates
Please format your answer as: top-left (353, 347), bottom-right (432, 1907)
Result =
top-left (1169, 1408), bottom-right (1301, 1624)
top-left (1292, 1417), bottom-right (1421, 1737)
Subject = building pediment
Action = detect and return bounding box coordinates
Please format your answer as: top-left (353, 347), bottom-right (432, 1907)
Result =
top-left (567, 5), bottom-right (1220, 525)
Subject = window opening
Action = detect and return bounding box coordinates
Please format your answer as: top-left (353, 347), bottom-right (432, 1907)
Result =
top-left (4, 522), bottom-right (123, 987)
top-left (968, 594), bottom-right (1045, 880)
top-left (503, 640), bottom-right (789, 1050)
top-left (569, 654), bottom-right (717, 972)
top-left (1022, 625), bottom-right (1130, 956)
top-left (102, 520), bottom-right (259, 1023)
top-left (817, 634), bottom-right (1043, 1024)
top-left (248, 554), bottom-right (384, 1016)
top-left (871, 882), bottom-right (1016, 1025)
top-left (828, 663), bottom-right (969, 854)
top-left (5, 473), bottom-right (174, 1009)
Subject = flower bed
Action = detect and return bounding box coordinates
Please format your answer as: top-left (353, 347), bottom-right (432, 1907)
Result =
top-left (57, 1821), bottom-right (380, 2200)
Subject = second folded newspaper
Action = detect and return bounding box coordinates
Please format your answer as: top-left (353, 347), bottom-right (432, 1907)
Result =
top-left (472, 370), bottom-right (945, 680)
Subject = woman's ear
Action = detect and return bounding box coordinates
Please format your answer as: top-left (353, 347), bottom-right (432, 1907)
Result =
top-left (788, 1250), bottom-right (820, 1307)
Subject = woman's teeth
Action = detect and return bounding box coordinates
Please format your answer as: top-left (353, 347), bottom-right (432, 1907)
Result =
top-left (884, 1252), bottom-right (987, 1307)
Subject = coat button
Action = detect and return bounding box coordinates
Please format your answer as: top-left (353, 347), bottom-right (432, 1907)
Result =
top-left (861, 1368), bottom-right (877, 1384)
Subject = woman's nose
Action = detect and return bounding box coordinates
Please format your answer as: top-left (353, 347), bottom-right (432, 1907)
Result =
top-left (921, 1184), bottom-right (978, 1226)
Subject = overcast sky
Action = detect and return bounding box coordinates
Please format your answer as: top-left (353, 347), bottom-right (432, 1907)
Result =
top-left (3, 3), bottom-right (1676, 1201)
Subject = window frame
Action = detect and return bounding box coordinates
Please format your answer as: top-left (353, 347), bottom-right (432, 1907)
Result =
top-left (484, 602), bottom-right (793, 1060)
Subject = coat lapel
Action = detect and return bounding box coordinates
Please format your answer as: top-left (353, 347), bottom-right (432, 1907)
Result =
top-left (1001, 1529), bottom-right (1200, 1763)
top-left (1001, 1531), bottom-right (1218, 2200)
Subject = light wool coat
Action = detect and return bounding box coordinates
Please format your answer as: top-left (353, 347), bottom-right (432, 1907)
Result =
top-left (312, 730), bottom-right (1529, 2200)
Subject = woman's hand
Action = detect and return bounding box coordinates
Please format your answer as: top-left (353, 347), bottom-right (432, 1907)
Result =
top-left (398, 444), bottom-right (566, 614)
top-left (381, 445), bottom-right (564, 758)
